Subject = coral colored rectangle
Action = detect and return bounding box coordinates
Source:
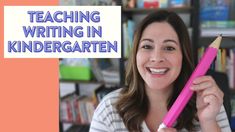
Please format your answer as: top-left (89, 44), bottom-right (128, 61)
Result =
top-left (0, 0), bottom-right (59, 132)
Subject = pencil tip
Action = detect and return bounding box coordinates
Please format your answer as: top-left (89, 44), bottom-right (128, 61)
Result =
top-left (209, 35), bottom-right (222, 49)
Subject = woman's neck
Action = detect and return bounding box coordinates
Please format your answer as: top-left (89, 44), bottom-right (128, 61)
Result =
top-left (144, 84), bottom-right (173, 131)
top-left (145, 84), bottom-right (173, 108)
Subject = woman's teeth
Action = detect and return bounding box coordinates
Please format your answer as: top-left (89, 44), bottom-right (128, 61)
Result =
top-left (149, 68), bottom-right (168, 74)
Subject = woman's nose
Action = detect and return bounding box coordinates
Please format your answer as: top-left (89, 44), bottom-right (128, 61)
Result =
top-left (149, 51), bottom-right (166, 63)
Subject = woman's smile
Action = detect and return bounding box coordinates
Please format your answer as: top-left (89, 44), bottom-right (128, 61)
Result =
top-left (146, 67), bottom-right (169, 76)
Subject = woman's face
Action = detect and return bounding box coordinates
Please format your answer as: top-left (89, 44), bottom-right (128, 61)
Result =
top-left (136, 22), bottom-right (182, 91)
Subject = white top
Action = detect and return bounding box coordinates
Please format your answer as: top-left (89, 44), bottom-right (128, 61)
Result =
top-left (90, 88), bottom-right (231, 132)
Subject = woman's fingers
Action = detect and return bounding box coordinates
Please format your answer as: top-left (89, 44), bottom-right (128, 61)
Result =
top-left (190, 81), bottom-right (213, 91)
top-left (201, 87), bottom-right (223, 104)
top-left (192, 76), bottom-right (224, 121)
top-left (190, 76), bottom-right (224, 105)
top-left (190, 76), bottom-right (215, 91)
top-left (204, 95), bottom-right (217, 105)
top-left (193, 76), bottom-right (215, 84)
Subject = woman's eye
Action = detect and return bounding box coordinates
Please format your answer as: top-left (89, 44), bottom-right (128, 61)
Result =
top-left (164, 46), bottom-right (175, 51)
top-left (141, 45), bottom-right (152, 49)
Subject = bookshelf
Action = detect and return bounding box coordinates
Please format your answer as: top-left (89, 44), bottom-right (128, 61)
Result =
top-left (58, 0), bottom-right (123, 129)
top-left (59, 58), bottom-right (120, 131)
top-left (122, 6), bottom-right (193, 13)
top-left (198, 0), bottom-right (235, 130)
top-left (199, 0), bottom-right (235, 38)
top-left (122, 0), bottom-right (200, 64)
top-left (59, 80), bottom-right (106, 132)
top-left (66, 125), bottom-right (90, 132)
top-left (198, 0), bottom-right (235, 91)
top-left (58, 0), bottom-right (235, 131)
top-left (60, 79), bottom-right (104, 85)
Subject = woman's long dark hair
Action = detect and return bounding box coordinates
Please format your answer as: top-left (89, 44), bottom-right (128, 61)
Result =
top-left (116, 10), bottom-right (197, 131)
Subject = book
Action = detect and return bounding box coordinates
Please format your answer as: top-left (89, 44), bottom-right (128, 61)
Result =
top-left (168, 0), bottom-right (189, 7)
top-left (200, 0), bottom-right (230, 21)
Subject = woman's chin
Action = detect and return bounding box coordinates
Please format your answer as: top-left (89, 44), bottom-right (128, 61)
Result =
top-left (145, 82), bottom-right (173, 92)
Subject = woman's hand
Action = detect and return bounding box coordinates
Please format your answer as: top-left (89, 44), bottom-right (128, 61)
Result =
top-left (190, 75), bottom-right (224, 122)
top-left (158, 128), bottom-right (177, 132)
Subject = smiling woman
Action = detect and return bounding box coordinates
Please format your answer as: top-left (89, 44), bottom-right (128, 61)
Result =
top-left (89, 10), bottom-right (231, 132)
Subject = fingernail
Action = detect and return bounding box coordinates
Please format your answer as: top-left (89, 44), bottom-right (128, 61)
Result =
top-left (190, 86), bottom-right (194, 90)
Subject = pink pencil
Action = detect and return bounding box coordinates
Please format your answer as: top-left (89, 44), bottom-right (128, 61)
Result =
top-left (157, 35), bottom-right (222, 131)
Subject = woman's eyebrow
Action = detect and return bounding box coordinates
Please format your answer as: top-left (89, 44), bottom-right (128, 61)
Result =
top-left (163, 39), bottom-right (179, 45)
top-left (140, 38), bottom-right (154, 43)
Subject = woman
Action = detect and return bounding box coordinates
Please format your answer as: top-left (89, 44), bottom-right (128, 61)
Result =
top-left (90, 10), bottom-right (231, 132)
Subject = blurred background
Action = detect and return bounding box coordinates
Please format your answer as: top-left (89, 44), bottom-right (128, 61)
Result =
top-left (58, 0), bottom-right (235, 131)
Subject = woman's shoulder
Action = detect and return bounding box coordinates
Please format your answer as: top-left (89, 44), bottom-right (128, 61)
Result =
top-left (94, 88), bottom-right (123, 114)
top-left (90, 88), bottom-right (128, 131)
top-left (101, 88), bottom-right (123, 101)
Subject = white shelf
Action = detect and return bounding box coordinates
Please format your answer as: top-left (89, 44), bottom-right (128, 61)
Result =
top-left (60, 83), bottom-right (75, 97)
top-left (201, 28), bottom-right (235, 37)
